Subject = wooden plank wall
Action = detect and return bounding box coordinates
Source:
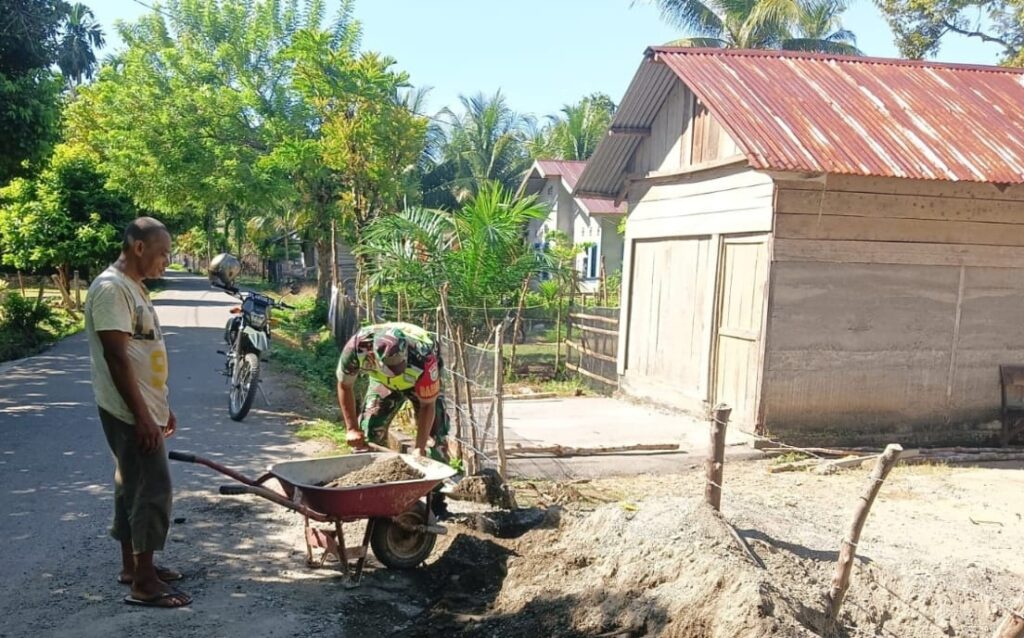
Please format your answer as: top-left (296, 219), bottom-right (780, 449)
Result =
top-left (765, 175), bottom-right (1024, 445)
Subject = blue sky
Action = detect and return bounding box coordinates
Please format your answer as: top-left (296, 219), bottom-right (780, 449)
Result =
top-left (88, 0), bottom-right (1005, 119)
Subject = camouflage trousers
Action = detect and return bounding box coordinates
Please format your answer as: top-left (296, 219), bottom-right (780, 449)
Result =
top-left (359, 382), bottom-right (451, 462)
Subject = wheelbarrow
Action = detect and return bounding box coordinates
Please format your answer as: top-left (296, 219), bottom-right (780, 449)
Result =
top-left (168, 450), bottom-right (457, 584)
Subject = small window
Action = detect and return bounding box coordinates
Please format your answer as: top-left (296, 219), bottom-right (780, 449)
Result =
top-left (583, 244), bottom-right (599, 279)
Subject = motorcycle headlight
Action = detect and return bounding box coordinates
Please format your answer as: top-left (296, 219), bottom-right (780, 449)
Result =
top-left (248, 313), bottom-right (267, 330)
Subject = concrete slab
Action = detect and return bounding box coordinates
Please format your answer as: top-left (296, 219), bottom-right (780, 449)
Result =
top-left (502, 397), bottom-right (759, 480)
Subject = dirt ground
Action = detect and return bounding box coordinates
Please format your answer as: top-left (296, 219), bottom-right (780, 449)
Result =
top-left (150, 450), bottom-right (1023, 637)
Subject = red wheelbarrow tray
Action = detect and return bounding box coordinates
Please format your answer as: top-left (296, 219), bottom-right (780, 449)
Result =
top-left (268, 453), bottom-right (456, 521)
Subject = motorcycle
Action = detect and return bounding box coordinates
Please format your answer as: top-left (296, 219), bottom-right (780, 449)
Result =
top-left (213, 282), bottom-right (294, 421)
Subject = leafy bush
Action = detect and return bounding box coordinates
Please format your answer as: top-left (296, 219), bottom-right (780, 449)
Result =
top-left (0, 292), bottom-right (55, 339)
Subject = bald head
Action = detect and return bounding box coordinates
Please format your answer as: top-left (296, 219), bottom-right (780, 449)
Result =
top-left (123, 217), bottom-right (169, 251)
top-left (120, 216), bottom-right (171, 282)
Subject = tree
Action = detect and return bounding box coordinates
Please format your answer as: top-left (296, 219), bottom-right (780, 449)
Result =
top-left (0, 0), bottom-right (104, 182)
top-left (0, 71), bottom-right (62, 182)
top-left (875, 0), bottom-right (1024, 64)
top-left (647, 0), bottom-right (860, 54)
top-left (430, 91), bottom-right (533, 203)
top-left (534, 93), bottom-right (616, 161)
top-left (57, 3), bottom-right (105, 87)
top-left (0, 144), bottom-right (135, 296)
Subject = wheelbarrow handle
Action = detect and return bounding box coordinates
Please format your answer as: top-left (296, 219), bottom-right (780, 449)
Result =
top-left (168, 449), bottom-right (260, 486)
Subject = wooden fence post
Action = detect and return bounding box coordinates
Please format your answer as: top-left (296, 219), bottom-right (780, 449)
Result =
top-left (494, 321), bottom-right (506, 479)
top-left (508, 275), bottom-right (530, 373)
top-left (705, 404), bottom-right (731, 511)
top-left (17, 271), bottom-right (26, 297)
top-left (455, 325), bottom-right (478, 475)
top-left (993, 596), bottom-right (1024, 638)
top-left (73, 270), bottom-right (81, 309)
top-left (826, 443), bottom-right (904, 621)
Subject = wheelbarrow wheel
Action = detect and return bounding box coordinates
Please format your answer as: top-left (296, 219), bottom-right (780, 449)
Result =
top-left (370, 501), bottom-right (436, 570)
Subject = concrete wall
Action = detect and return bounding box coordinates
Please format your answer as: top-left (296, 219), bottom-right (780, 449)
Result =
top-left (764, 175), bottom-right (1024, 445)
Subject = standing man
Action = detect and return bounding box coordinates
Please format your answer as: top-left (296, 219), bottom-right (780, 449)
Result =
top-left (85, 217), bottom-right (191, 608)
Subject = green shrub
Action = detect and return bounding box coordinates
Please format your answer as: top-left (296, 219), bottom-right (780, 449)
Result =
top-left (0, 292), bottom-right (54, 340)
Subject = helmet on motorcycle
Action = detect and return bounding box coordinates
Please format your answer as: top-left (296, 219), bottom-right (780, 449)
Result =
top-left (209, 253), bottom-right (241, 288)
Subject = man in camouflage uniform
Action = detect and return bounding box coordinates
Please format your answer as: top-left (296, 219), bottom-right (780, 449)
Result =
top-left (336, 322), bottom-right (450, 462)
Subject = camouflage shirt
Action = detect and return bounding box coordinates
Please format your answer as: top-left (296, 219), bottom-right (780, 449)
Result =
top-left (336, 322), bottom-right (441, 401)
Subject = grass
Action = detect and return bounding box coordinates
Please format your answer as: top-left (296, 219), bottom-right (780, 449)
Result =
top-left (294, 418), bottom-right (352, 452)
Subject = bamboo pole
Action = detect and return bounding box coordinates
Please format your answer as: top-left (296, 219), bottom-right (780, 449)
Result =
top-left (826, 443), bottom-right (904, 621)
top-left (705, 404), bottom-right (731, 511)
top-left (993, 596), bottom-right (1024, 638)
top-left (494, 321), bottom-right (506, 479)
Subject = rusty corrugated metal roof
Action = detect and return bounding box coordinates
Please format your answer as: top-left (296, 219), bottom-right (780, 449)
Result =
top-left (524, 159), bottom-right (626, 214)
top-left (577, 48), bottom-right (1024, 197)
top-left (535, 160), bottom-right (588, 190)
top-left (654, 47), bottom-right (1024, 183)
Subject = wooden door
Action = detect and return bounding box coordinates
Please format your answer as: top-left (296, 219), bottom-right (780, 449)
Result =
top-left (713, 236), bottom-right (769, 428)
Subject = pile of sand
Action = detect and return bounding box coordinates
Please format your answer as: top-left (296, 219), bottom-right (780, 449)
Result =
top-left (320, 456), bottom-right (423, 488)
top-left (411, 496), bottom-right (1018, 637)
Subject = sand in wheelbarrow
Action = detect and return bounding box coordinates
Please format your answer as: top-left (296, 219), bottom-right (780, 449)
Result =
top-left (320, 456), bottom-right (423, 488)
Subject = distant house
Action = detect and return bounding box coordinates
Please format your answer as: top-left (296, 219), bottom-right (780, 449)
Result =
top-left (519, 160), bottom-right (626, 292)
top-left (576, 47), bottom-right (1024, 446)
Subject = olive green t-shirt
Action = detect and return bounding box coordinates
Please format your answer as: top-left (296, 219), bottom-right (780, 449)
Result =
top-left (85, 266), bottom-right (170, 426)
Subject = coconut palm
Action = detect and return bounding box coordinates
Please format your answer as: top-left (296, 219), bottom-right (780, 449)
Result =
top-left (58, 3), bottom-right (105, 87)
top-left (647, 0), bottom-right (859, 54)
top-left (438, 91), bottom-right (533, 201)
top-left (546, 94), bottom-right (615, 161)
top-left (781, 0), bottom-right (860, 54)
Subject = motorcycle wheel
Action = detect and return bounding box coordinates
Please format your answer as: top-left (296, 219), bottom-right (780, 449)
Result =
top-left (228, 353), bottom-right (260, 421)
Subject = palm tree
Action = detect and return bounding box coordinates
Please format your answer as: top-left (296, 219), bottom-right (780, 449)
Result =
top-left (781, 0), bottom-right (860, 54)
top-left (547, 94), bottom-right (616, 161)
top-left (58, 3), bottom-right (105, 87)
top-left (647, 0), bottom-right (859, 54)
top-left (439, 91), bottom-right (532, 201)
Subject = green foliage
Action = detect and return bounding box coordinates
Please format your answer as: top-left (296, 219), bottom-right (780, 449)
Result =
top-left (0, 70), bottom-right (62, 182)
top-left (0, 0), bottom-right (107, 182)
top-left (359, 182), bottom-right (549, 335)
top-left (874, 0), bottom-right (1024, 64)
top-left (0, 144), bottom-right (131, 278)
top-left (424, 91), bottom-right (533, 205)
top-left (530, 93), bottom-right (616, 161)
top-left (649, 0), bottom-right (860, 54)
top-left (0, 292), bottom-right (55, 337)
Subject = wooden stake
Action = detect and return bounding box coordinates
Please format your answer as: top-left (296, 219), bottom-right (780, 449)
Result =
top-left (439, 286), bottom-right (466, 472)
top-left (993, 596), bottom-right (1024, 638)
top-left (705, 404), bottom-right (731, 511)
top-left (455, 325), bottom-right (478, 475)
top-left (508, 275), bottom-right (530, 372)
top-left (826, 443), bottom-right (904, 621)
top-left (73, 270), bottom-right (81, 309)
top-left (494, 321), bottom-right (506, 479)
top-left (17, 270), bottom-right (25, 297)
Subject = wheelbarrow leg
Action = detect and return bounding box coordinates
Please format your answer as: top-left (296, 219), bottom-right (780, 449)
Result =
top-left (349, 519), bottom-right (376, 585)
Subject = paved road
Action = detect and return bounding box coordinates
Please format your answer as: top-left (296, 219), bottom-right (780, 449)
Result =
top-left (0, 273), bottom-right (372, 638)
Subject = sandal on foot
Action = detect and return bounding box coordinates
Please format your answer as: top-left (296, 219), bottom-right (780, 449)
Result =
top-left (123, 590), bottom-right (192, 608)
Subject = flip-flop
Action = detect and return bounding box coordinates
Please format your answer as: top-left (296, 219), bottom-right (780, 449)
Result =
top-left (118, 566), bottom-right (183, 585)
top-left (123, 589), bottom-right (192, 608)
